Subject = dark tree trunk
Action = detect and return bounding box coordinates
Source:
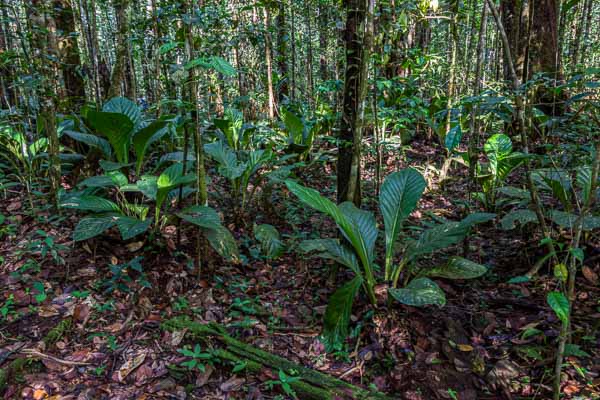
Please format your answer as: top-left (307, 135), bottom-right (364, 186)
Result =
top-left (337, 0), bottom-right (373, 206)
top-left (53, 0), bottom-right (85, 109)
top-left (276, 1), bottom-right (289, 101)
top-left (107, 0), bottom-right (130, 99)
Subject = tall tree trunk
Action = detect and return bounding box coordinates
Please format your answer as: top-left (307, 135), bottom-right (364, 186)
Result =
top-left (0, 0), bottom-right (16, 109)
top-left (500, 0), bottom-right (528, 81)
top-left (578, 0), bottom-right (593, 66)
top-left (444, 6), bottom-right (459, 141)
top-left (468, 1), bottom-right (488, 188)
top-left (276, 1), bottom-right (288, 101)
top-left (529, 0), bottom-right (562, 114)
top-left (318, 2), bottom-right (328, 82)
top-left (305, 4), bottom-right (314, 107)
top-left (107, 0), bottom-right (130, 99)
top-left (53, 0), bottom-right (85, 109)
top-left (263, 6), bottom-right (275, 119)
top-left (290, 2), bottom-right (296, 101)
top-left (337, 0), bottom-right (374, 206)
top-left (31, 0), bottom-right (62, 211)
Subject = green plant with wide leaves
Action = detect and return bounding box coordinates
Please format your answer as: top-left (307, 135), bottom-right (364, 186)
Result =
top-left (64, 97), bottom-right (172, 175)
top-left (0, 122), bottom-right (49, 207)
top-left (204, 139), bottom-right (274, 213)
top-left (60, 162), bottom-right (238, 262)
top-left (474, 134), bottom-right (526, 211)
top-left (286, 168), bottom-right (494, 350)
top-left (281, 110), bottom-right (318, 159)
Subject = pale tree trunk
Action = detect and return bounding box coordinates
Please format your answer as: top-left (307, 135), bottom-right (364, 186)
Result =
top-left (337, 0), bottom-right (374, 206)
top-left (263, 6), bottom-right (275, 119)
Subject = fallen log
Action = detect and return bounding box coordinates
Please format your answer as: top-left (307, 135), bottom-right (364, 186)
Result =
top-left (162, 316), bottom-right (393, 400)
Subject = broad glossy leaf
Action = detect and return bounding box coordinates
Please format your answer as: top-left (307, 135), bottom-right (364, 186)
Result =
top-left (73, 216), bottom-right (117, 241)
top-left (380, 169), bottom-right (426, 270)
top-left (156, 163), bottom-right (195, 211)
top-left (204, 226), bottom-right (239, 262)
top-left (63, 129), bottom-right (112, 158)
top-left (205, 141), bottom-right (244, 179)
top-left (115, 216), bottom-right (152, 240)
top-left (444, 124), bottom-right (462, 152)
top-left (299, 239), bottom-right (361, 276)
top-left (177, 205), bottom-right (223, 230)
top-left (285, 180), bottom-right (353, 235)
top-left (427, 257), bottom-right (488, 280)
top-left (87, 110), bottom-right (134, 163)
top-left (60, 195), bottom-right (120, 213)
top-left (339, 202), bottom-right (378, 268)
top-left (133, 121), bottom-right (170, 175)
top-left (389, 277), bottom-right (446, 307)
top-left (209, 56), bottom-right (237, 77)
top-left (99, 160), bottom-right (132, 172)
top-left (254, 224), bottom-right (284, 259)
top-left (282, 110), bottom-right (304, 144)
top-left (501, 209), bottom-right (538, 230)
top-left (102, 97), bottom-right (142, 129)
top-left (322, 276), bottom-right (362, 351)
top-left (550, 210), bottom-right (600, 231)
top-left (547, 291), bottom-right (569, 325)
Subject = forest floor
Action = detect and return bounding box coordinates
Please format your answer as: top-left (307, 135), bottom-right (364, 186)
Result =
top-left (1, 138), bottom-right (599, 400)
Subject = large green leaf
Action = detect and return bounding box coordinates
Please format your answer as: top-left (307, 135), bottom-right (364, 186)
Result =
top-left (254, 224), bottom-right (284, 260)
top-left (484, 133), bottom-right (512, 175)
top-left (204, 226), bottom-right (240, 262)
top-left (73, 216), bottom-right (117, 241)
top-left (115, 216), bottom-right (152, 240)
top-left (87, 110), bottom-right (134, 163)
top-left (177, 205), bottom-right (224, 230)
top-left (178, 206), bottom-right (239, 262)
top-left (205, 141), bottom-right (244, 179)
top-left (133, 121), bottom-right (170, 175)
top-left (547, 291), bottom-right (569, 325)
top-left (282, 110), bottom-right (304, 144)
top-left (156, 163), bottom-right (196, 211)
top-left (299, 239), bottom-right (362, 276)
top-left (426, 257), bottom-right (488, 280)
top-left (209, 56), bottom-right (237, 77)
top-left (380, 169), bottom-right (426, 275)
top-left (550, 210), bottom-right (600, 231)
top-left (339, 202), bottom-right (378, 269)
top-left (285, 180), bottom-right (353, 235)
top-left (60, 195), bottom-right (120, 213)
top-left (63, 130), bottom-right (112, 158)
top-left (501, 209), bottom-right (538, 230)
top-left (322, 276), bottom-right (362, 351)
top-left (102, 97), bottom-right (142, 128)
top-left (389, 277), bottom-right (446, 307)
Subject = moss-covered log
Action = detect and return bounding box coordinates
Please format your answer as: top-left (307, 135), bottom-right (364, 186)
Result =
top-left (162, 317), bottom-right (392, 400)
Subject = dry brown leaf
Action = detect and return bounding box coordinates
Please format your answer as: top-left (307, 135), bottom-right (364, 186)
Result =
top-left (220, 376), bottom-right (245, 392)
top-left (126, 241), bottom-right (144, 252)
top-left (115, 352), bottom-right (146, 382)
top-left (582, 266), bottom-right (598, 285)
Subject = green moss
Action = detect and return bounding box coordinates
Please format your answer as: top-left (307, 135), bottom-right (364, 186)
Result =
top-left (162, 317), bottom-right (392, 400)
top-left (44, 317), bottom-right (72, 346)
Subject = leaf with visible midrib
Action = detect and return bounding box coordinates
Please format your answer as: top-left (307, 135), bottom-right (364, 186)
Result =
top-left (322, 277), bottom-right (362, 351)
top-left (547, 291), bottom-right (569, 325)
